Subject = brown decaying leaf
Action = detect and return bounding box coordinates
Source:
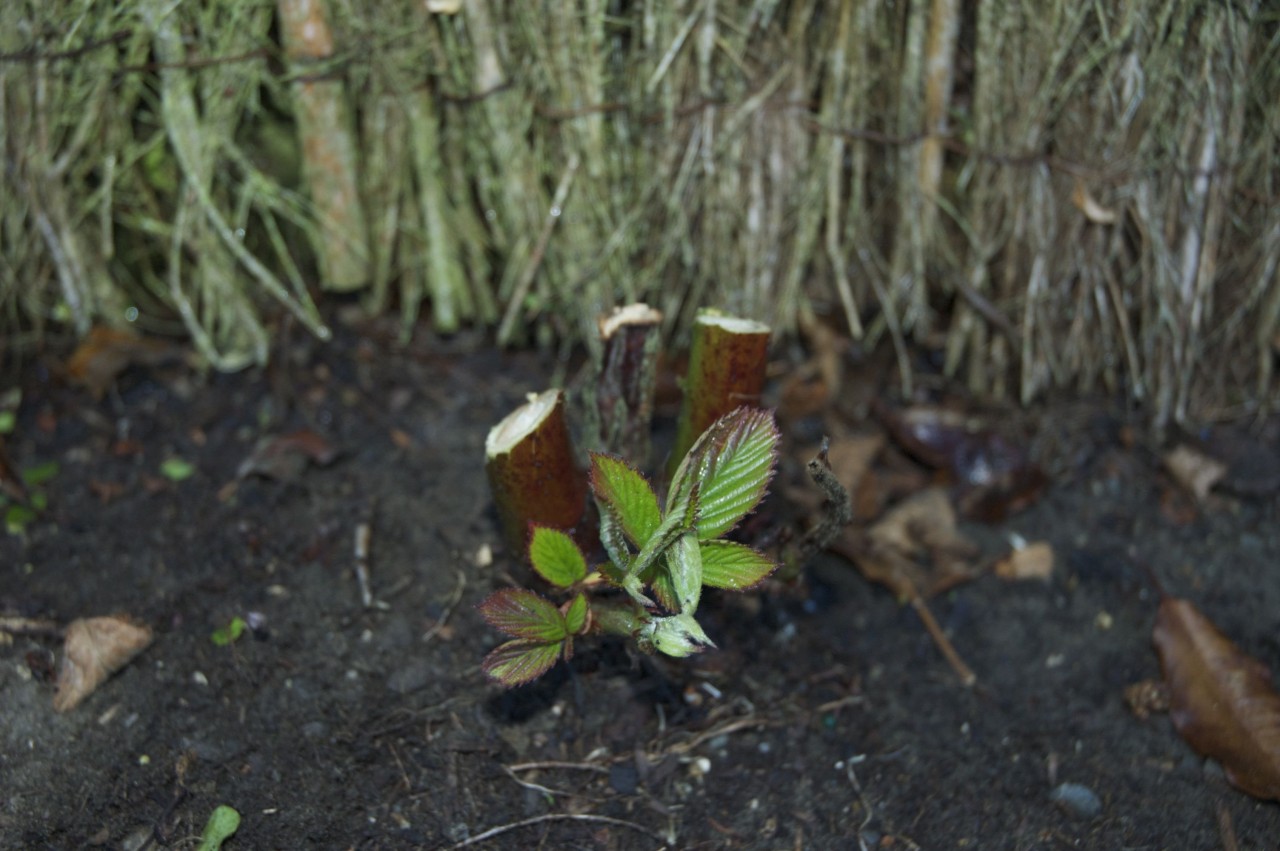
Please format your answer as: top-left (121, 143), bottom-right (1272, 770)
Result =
top-left (874, 401), bottom-right (1048, 521)
top-left (1163, 444), bottom-right (1227, 502)
top-left (53, 616), bottom-right (154, 712)
top-left (1153, 598), bottom-right (1280, 801)
top-left (236, 429), bottom-right (340, 481)
top-left (993, 541), bottom-right (1054, 581)
top-left (64, 326), bottom-right (183, 399)
top-left (832, 488), bottom-right (981, 600)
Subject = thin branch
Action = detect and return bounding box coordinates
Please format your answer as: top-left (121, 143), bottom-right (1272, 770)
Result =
top-left (443, 813), bottom-right (663, 850)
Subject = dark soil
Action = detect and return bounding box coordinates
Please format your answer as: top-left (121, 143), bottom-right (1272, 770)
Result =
top-left (3, 317), bottom-right (1280, 850)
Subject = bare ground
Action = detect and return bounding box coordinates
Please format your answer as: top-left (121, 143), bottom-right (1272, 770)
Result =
top-left (3, 317), bottom-right (1279, 850)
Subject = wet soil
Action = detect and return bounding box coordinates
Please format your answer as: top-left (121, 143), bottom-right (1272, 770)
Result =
top-left (3, 318), bottom-right (1279, 850)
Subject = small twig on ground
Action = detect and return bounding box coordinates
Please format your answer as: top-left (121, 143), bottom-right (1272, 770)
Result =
top-left (507, 760), bottom-right (609, 774)
top-left (0, 616), bottom-right (64, 640)
top-left (815, 695), bottom-right (865, 714)
top-left (500, 765), bottom-right (605, 801)
top-left (423, 569), bottom-right (466, 643)
top-left (1217, 801), bottom-right (1239, 851)
top-left (354, 521), bottom-right (374, 608)
top-left (654, 716), bottom-right (773, 759)
top-left (845, 758), bottom-right (875, 851)
top-left (909, 595), bottom-right (977, 687)
top-left (443, 812), bottom-right (662, 850)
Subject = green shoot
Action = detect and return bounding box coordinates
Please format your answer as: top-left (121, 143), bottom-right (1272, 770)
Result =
top-left (478, 406), bottom-right (780, 687)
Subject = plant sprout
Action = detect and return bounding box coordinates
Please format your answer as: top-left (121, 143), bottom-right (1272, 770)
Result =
top-left (477, 406), bottom-right (779, 687)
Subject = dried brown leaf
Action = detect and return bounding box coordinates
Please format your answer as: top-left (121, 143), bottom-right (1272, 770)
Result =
top-left (236, 429), bottom-right (340, 481)
top-left (833, 489), bottom-right (981, 599)
top-left (993, 541), bottom-right (1054, 581)
top-left (1163, 445), bottom-right (1226, 502)
top-left (1153, 598), bottom-right (1280, 801)
top-left (64, 326), bottom-right (183, 399)
top-left (54, 616), bottom-right (154, 712)
top-left (875, 401), bottom-right (1048, 521)
top-left (826, 433), bottom-right (885, 495)
top-left (869, 488), bottom-right (976, 562)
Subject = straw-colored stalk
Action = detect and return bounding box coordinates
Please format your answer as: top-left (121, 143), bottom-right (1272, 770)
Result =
top-left (4, 1), bottom-right (1278, 425)
top-left (406, 87), bottom-right (468, 333)
top-left (485, 390), bottom-right (588, 556)
top-left (582, 303), bottom-right (664, 468)
top-left (669, 311), bottom-right (770, 477)
top-left (277, 0), bottom-right (369, 292)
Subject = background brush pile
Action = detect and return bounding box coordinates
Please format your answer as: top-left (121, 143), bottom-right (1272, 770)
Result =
top-left (1, 0), bottom-right (1277, 424)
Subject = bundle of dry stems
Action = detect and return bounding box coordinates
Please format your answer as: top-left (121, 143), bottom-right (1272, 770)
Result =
top-left (1, 0), bottom-right (1276, 425)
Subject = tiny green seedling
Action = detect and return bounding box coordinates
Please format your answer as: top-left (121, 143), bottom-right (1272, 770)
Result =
top-left (161, 457), bottom-right (196, 482)
top-left (478, 407), bottom-right (779, 687)
top-left (211, 616), bottom-right (247, 647)
top-left (3, 460), bottom-right (59, 536)
top-left (197, 804), bottom-right (241, 851)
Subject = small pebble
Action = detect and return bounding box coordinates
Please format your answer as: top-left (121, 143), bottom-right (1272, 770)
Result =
top-left (1049, 782), bottom-right (1102, 819)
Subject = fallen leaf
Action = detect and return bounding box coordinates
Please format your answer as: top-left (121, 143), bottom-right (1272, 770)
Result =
top-left (54, 616), bottom-right (154, 712)
top-left (826, 433), bottom-right (884, 496)
top-left (1163, 444), bottom-right (1226, 502)
top-left (64, 326), bottom-right (183, 399)
top-left (994, 541), bottom-right (1054, 581)
top-left (833, 488), bottom-right (981, 599)
top-left (1153, 597), bottom-right (1280, 801)
top-left (875, 401), bottom-right (1047, 521)
top-left (236, 429), bottom-right (340, 482)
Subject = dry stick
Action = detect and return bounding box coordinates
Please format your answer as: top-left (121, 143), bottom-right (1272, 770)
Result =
top-left (0, 616), bottom-right (64, 639)
top-left (277, 0), bottom-right (368, 292)
top-left (407, 86), bottom-right (468, 332)
top-left (1217, 801), bottom-right (1239, 851)
top-left (908, 595), bottom-right (976, 687)
top-left (508, 761), bottom-right (609, 774)
top-left (444, 813), bottom-right (663, 850)
top-left (422, 569), bottom-right (466, 643)
top-left (353, 521), bottom-right (374, 609)
top-left (497, 154), bottom-right (580, 345)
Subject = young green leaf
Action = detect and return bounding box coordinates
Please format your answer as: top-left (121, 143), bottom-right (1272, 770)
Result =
top-left (564, 593), bottom-right (588, 634)
top-left (477, 588), bottom-right (568, 642)
top-left (482, 639), bottom-right (564, 686)
top-left (650, 566), bottom-right (679, 613)
top-left (211, 616), bottom-right (247, 646)
top-left (527, 525), bottom-right (588, 588)
top-left (596, 497), bottom-right (633, 572)
top-left (590, 453), bottom-right (661, 546)
top-left (21, 461), bottom-right (60, 487)
top-left (700, 539), bottom-right (777, 590)
top-left (640, 613), bottom-right (714, 657)
top-left (669, 530), bottom-right (703, 614)
top-left (197, 804), bottom-right (241, 851)
top-left (629, 479), bottom-right (700, 582)
top-left (161, 457), bottom-right (196, 482)
top-left (689, 408), bottom-right (779, 540)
